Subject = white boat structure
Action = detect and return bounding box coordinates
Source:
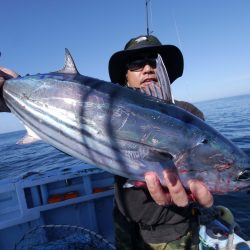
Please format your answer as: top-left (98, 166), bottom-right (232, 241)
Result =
top-left (0, 163), bottom-right (249, 249)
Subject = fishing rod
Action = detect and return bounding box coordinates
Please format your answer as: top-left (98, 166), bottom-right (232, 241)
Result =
top-left (145, 0), bottom-right (153, 35)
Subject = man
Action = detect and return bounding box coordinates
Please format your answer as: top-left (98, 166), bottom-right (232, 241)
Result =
top-left (108, 35), bottom-right (213, 249)
top-left (0, 36), bottom-right (213, 249)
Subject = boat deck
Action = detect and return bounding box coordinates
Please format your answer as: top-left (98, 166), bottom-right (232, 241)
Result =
top-left (0, 163), bottom-right (115, 249)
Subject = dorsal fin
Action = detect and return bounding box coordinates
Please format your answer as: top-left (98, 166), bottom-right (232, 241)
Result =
top-left (56, 48), bottom-right (79, 74)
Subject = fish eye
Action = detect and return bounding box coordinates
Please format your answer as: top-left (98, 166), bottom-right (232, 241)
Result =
top-left (201, 138), bottom-right (209, 144)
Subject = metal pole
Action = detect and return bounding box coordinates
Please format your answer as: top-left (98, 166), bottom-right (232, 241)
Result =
top-left (146, 0), bottom-right (150, 36)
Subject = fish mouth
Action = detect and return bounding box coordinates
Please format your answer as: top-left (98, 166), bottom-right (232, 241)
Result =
top-left (236, 168), bottom-right (250, 181)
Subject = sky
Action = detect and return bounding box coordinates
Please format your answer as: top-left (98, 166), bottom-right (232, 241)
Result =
top-left (1, 0), bottom-right (250, 133)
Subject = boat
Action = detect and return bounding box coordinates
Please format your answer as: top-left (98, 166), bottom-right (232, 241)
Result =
top-left (199, 206), bottom-right (250, 249)
top-left (0, 161), bottom-right (249, 249)
top-left (0, 163), bottom-right (115, 249)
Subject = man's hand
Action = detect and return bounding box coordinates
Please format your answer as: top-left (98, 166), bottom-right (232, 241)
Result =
top-left (144, 171), bottom-right (213, 208)
top-left (0, 67), bottom-right (19, 112)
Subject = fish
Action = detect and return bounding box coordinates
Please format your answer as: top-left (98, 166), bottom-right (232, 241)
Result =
top-left (3, 49), bottom-right (250, 193)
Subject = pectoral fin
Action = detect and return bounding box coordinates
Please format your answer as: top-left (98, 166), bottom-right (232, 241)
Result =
top-left (16, 126), bottom-right (41, 144)
top-left (139, 54), bottom-right (174, 103)
top-left (155, 54), bottom-right (175, 104)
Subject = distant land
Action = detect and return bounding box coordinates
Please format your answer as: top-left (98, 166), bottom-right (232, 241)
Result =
top-left (194, 92), bottom-right (250, 104)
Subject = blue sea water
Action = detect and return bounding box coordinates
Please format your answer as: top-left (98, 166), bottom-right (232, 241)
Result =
top-left (196, 94), bottom-right (250, 239)
top-left (0, 94), bottom-right (250, 238)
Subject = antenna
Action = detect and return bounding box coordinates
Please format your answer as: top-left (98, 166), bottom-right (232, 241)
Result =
top-left (145, 0), bottom-right (153, 36)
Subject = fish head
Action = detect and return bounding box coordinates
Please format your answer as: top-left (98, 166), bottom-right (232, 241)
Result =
top-left (175, 131), bottom-right (250, 193)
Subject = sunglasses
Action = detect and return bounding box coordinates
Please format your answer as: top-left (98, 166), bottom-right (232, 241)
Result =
top-left (127, 56), bottom-right (157, 72)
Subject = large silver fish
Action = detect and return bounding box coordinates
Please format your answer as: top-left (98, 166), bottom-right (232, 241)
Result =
top-left (3, 49), bottom-right (250, 193)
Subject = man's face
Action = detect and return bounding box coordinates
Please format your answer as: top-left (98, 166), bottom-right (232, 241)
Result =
top-left (126, 54), bottom-right (158, 89)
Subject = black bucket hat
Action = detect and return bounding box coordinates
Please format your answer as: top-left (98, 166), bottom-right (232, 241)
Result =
top-left (108, 35), bottom-right (184, 86)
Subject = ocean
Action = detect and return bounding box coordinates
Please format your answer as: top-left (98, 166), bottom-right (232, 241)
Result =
top-left (0, 94), bottom-right (250, 238)
top-left (196, 94), bottom-right (250, 239)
